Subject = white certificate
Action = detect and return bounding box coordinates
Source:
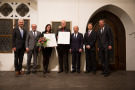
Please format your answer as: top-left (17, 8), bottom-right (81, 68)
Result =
top-left (58, 32), bottom-right (70, 44)
top-left (44, 33), bottom-right (57, 47)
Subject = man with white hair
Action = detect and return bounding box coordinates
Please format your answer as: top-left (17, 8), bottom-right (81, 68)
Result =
top-left (56, 20), bottom-right (71, 74)
top-left (25, 24), bottom-right (41, 75)
top-left (12, 19), bottom-right (27, 75)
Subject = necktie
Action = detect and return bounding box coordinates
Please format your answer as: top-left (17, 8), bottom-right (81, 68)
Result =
top-left (75, 34), bottom-right (77, 39)
top-left (101, 28), bottom-right (103, 34)
top-left (88, 30), bottom-right (91, 37)
top-left (20, 29), bottom-right (23, 38)
top-left (34, 31), bottom-right (36, 38)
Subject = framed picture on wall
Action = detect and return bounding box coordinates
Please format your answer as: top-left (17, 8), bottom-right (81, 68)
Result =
top-left (51, 21), bottom-right (72, 33)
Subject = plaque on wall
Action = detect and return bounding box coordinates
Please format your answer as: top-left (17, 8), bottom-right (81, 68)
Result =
top-left (51, 21), bottom-right (71, 33)
top-left (14, 19), bottom-right (30, 32)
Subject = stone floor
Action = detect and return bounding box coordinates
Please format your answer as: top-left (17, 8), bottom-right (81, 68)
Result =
top-left (0, 71), bottom-right (135, 90)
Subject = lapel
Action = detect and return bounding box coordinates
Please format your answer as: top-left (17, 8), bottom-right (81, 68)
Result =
top-left (17, 27), bottom-right (23, 38)
top-left (99, 28), bottom-right (102, 37)
top-left (77, 33), bottom-right (79, 39)
top-left (30, 31), bottom-right (34, 38)
top-left (36, 31), bottom-right (39, 38)
top-left (31, 30), bottom-right (39, 39)
top-left (73, 33), bottom-right (79, 39)
top-left (23, 28), bottom-right (25, 38)
top-left (87, 30), bottom-right (92, 37)
top-left (100, 26), bottom-right (106, 35)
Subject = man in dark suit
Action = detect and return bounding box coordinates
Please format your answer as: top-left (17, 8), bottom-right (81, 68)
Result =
top-left (97, 19), bottom-right (112, 77)
top-left (25, 24), bottom-right (41, 75)
top-left (84, 23), bottom-right (97, 74)
top-left (12, 19), bottom-right (27, 75)
top-left (56, 20), bottom-right (71, 74)
top-left (70, 26), bottom-right (83, 74)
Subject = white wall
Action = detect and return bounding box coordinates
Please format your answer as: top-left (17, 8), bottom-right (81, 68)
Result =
top-left (0, 0), bottom-right (135, 71)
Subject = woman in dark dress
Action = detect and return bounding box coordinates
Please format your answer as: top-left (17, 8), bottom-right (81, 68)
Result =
top-left (41, 24), bottom-right (52, 74)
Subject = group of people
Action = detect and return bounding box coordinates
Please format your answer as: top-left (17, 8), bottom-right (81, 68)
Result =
top-left (12, 19), bottom-right (112, 77)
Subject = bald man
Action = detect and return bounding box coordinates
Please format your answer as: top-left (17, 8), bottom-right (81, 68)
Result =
top-left (56, 20), bottom-right (71, 74)
top-left (12, 19), bottom-right (27, 75)
top-left (25, 24), bottom-right (41, 75)
top-left (70, 26), bottom-right (83, 73)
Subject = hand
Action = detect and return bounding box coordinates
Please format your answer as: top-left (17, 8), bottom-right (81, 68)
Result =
top-left (57, 36), bottom-right (59, 39)
top-left (26, 48), bottom-right (29, 52)
top-left (69, 49), bottom-right (71, 53)
top-left (108, 46), bottom-right (112, 50)
top-left (79, 49), bottom-right (82, 52)
top-left (86, 45), bottom-right (90, 49)
top-left (13, 47), bottom-right (16, 51)
top-left (98, 48), bottom-right (99, 51)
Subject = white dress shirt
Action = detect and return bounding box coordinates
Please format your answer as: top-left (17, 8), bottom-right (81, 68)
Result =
top-left (19, 27), bottom-right (23, 38)
top-left (101, 26), bottom-right (105, 33)
top-left (32, 30), bottom-right (37, 37)
top-left (74, 33), bottom-right (78, 38)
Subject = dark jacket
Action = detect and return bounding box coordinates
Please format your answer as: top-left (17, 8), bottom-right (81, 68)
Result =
top-left (70, 32), bottom-right (83, 52)
top-left (12, 27), bottom-right (27, 49)
top-left (97, 25), bottom-right (112, 49)
top-left (84, 30), bottom-right (96, 51)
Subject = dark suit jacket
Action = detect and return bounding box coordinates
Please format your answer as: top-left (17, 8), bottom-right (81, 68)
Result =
top-left (97, 25), bottom-right (112, 49)
top-left (70, 32), bottom-right (83, 52)
top-left (84, 30), bottom-right (96, 51)
top-left (25, 30), bottom-right (41, 50)
top-left (56, 27), bottom-right (71, 52)
top-left (12, 27), bottom-right (27, 49)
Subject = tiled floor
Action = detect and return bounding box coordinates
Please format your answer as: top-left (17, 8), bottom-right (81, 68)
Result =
top-left (0, 71), bottom-right (135, 90)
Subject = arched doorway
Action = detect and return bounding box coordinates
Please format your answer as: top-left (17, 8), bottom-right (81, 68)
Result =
top-left (87, 10), bottom-right (126, 70)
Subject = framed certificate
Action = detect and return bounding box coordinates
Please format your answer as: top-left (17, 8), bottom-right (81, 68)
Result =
top-left (44, 33), bottom-right (57, 47)
top-left (58, 32), bottom-right (70, 44)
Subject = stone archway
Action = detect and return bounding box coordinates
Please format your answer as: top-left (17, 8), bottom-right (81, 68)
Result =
top-left (86, 4), bottom-right (135, 70)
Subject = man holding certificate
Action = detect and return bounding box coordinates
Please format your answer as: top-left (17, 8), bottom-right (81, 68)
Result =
top-left (56, 20), bottom-right (71, 74)
top-left (69, 26), bottom-right (83, 74)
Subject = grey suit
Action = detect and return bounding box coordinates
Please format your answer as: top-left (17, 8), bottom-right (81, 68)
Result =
top-left (26, 30), bottom-right (41, 71)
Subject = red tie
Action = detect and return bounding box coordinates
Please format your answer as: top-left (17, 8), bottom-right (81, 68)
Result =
top-left (62, 28), bottom-right (64, 32)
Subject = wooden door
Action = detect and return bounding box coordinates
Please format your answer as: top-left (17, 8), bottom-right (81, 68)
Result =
top-left (88, 11), bottom-right (126, 70)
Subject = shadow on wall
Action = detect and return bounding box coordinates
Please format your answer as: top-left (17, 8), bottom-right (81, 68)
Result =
top-left (80, 50), bottom-right (85, 71)
top-left (48, 48), bottom-right (58, 71)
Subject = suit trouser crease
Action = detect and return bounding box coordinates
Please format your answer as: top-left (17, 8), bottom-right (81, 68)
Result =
top-left (58, 51), bottom-right (68, 71)
top-left (72, 52), bottom-right (80, 71)
top-left (27, 48), bottom-right (38, 71)
top-left (86, 50), bottom-right (96, 72)
top-left (14, 48), bottom-right (25, 71)
top-left (100, 49), bottom-right (110, 74)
